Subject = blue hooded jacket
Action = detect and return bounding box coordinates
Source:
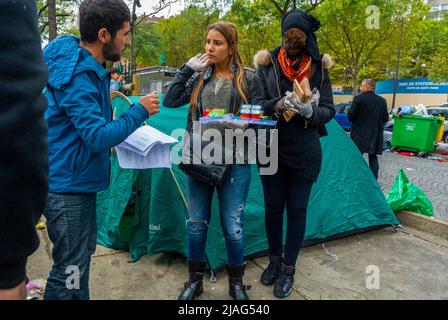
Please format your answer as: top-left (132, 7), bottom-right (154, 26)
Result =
top-left (44, 35), bottom-right (149, 193)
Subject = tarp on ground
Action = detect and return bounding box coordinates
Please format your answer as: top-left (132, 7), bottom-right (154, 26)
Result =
top-left (96, 94), bottom-right (399, 270)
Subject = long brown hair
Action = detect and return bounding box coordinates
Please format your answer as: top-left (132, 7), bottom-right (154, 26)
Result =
top-left (189, 21), bottom-right (248, 114)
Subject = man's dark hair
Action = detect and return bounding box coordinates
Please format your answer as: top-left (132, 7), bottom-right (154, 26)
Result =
top-left (79, 0), bottom-right (131, 43)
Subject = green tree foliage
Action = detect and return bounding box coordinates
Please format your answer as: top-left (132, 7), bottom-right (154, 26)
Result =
top-left (426, 16), bottom-right (448, 80)
top-left (314, 0), bottom-right (430, 94)
top-left (82, 0), bottom-right (445, 85)
top-left (37, 0), bottom-right (79, 40)
top-left (123, 20), bottom-right (162, 68)
top-left (368, 0), bottom-right (432, 81)
top-left (156, 5), bottom-right (220, 67)
top-left (226, 0), bottom-right (281, 66)
top-left (266, 0), bottom-right (325, 16)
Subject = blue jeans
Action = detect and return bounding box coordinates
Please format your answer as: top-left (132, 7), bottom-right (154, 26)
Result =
top-left (43, 192), bottom-right (97, 300)
top-left (185, 164), bottom-right (251, 266)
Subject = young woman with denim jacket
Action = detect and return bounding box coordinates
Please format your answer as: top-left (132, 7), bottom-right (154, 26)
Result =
top-left (163, 21), bottom-right (256, 300)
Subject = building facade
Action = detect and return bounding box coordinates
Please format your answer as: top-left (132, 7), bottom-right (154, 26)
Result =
top-left (427, 0), bottom-right (448, 20)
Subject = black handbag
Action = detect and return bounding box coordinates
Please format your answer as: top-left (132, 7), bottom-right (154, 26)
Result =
top-left (179, 162), bottom-right (229, 186)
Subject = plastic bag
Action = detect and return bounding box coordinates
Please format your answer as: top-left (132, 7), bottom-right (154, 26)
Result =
top-left (397, 105), bottom-right (415, 116)
top-left (386, 169), bottom-right (433, 217)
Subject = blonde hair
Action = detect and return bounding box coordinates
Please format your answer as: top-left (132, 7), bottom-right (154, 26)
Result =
top-left (189, 21), bottom-right (248, 114)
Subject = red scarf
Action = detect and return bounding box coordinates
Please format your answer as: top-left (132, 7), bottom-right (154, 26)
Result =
top-left (278, 47), bottom-right (312, 83)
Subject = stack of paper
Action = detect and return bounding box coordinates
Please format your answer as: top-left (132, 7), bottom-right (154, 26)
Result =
top-left (115, 125), bottom-right (179, 169)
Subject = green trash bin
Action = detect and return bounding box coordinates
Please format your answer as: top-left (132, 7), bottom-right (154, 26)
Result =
top-left (392, 114), bottom-right (444, 153)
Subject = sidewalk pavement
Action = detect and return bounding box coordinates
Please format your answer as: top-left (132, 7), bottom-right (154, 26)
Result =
top-left (27, 224), bottom-right (448, 300)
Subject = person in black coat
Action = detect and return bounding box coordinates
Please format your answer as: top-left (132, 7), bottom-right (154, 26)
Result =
top-left (348, 79), bottom-right (389, 180)
top-left (252, 9), bottom-right (335, 298)
top-left (0, 0), bottom-right (48, 299)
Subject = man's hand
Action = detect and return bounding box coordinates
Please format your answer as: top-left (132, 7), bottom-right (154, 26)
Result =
top-left (186, 53), bottom-right (209, 72)
top-left (138, 91), bottom-right (160, 116)
top-left (118, 75), bottom-right (125, 82)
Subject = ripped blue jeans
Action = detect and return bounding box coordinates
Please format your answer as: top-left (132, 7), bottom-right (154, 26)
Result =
top-left (185, 164), bottom-right (251, 266)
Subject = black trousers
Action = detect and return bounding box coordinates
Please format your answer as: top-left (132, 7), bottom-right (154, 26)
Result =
top-left (260, 164), bottom-right (313, 267)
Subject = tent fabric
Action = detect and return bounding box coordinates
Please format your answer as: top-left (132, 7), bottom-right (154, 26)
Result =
top-left (96, 94), bottom-right (399, 270)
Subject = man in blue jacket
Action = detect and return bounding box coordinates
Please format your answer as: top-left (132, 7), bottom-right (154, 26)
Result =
top-left (43, 0), bottom-right (159, 300)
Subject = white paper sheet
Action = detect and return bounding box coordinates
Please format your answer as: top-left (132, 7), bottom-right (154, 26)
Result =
top-left (115, 125), bottom-right (178, 169)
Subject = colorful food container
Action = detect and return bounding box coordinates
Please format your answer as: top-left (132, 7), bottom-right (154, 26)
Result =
top-left (240, 104), bottom-right (252, 119)
top-left (250, 105), bottom-right (262, 119)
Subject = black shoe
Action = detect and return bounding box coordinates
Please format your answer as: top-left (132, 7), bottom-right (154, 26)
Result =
top-left (273, 263), bottom-right (295, 298)
top-left (178, 260), bottom-right (205, 300)
top-left (260, 256), bottom-right (282, 285)
top-left (226, 264), bottom-right (251, 300)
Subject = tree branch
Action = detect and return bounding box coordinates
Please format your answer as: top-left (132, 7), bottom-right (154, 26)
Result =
top-left (360, 28), bottom-right (394, 67)
top-left (357, 37), bottom-right (366, 63)
top-left (343, 25), bottom-right (356, 62)
top-left (133, 0), bottom-right (178, 29)
top-left (305, 0), bottom-right (324, 13)
top-left (334, 24), bottom-right (353, 65)
top-left (283, 0), bottom-right (291, 13)
top-left (38, 3), bottom-right (49, 18)
top-left (55, 13), bottom-right (73, 17)
top-left (269, 0), bottom-right (285, 15)
top-left (134, 46), bottom-right (142, 61)
top-left (322, 37), bottom-right (351, 73)
top-left (257, 29), bottom-right (266, 51)
top-left (40, 22), bottom-right (48, 34)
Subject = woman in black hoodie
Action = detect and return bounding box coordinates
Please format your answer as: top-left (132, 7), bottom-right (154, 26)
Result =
top-left (252, 9), bottom-right (335, 298)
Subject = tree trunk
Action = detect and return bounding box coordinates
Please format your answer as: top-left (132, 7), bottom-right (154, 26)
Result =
top-left (48, 0), bottom-right (57, 41)
top-left (352, 72), bottom-right (359, 97)
top-left (392, 18), bottom-right (405, 110)
top-left (129, 1), bottom-right (138, 79)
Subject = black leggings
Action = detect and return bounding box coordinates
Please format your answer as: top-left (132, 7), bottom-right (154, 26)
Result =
top-left (260, 165), bottom-right (313, 267)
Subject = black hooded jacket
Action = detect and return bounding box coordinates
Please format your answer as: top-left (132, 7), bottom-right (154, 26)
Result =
top-left (0, 0), bottom-right (48, 289)
top-left (252, 47), bottom-right (335, 182)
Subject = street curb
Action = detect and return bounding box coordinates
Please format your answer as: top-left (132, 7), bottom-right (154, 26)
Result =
top-left (395, 211), bottom-right (448, 241)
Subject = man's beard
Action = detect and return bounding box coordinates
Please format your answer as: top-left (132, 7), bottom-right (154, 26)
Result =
top-left (103, 40), bottom-right (121, 62)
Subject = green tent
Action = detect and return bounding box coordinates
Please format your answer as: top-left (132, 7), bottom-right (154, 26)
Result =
top-left (96, 93), bottom-right (399, 270)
